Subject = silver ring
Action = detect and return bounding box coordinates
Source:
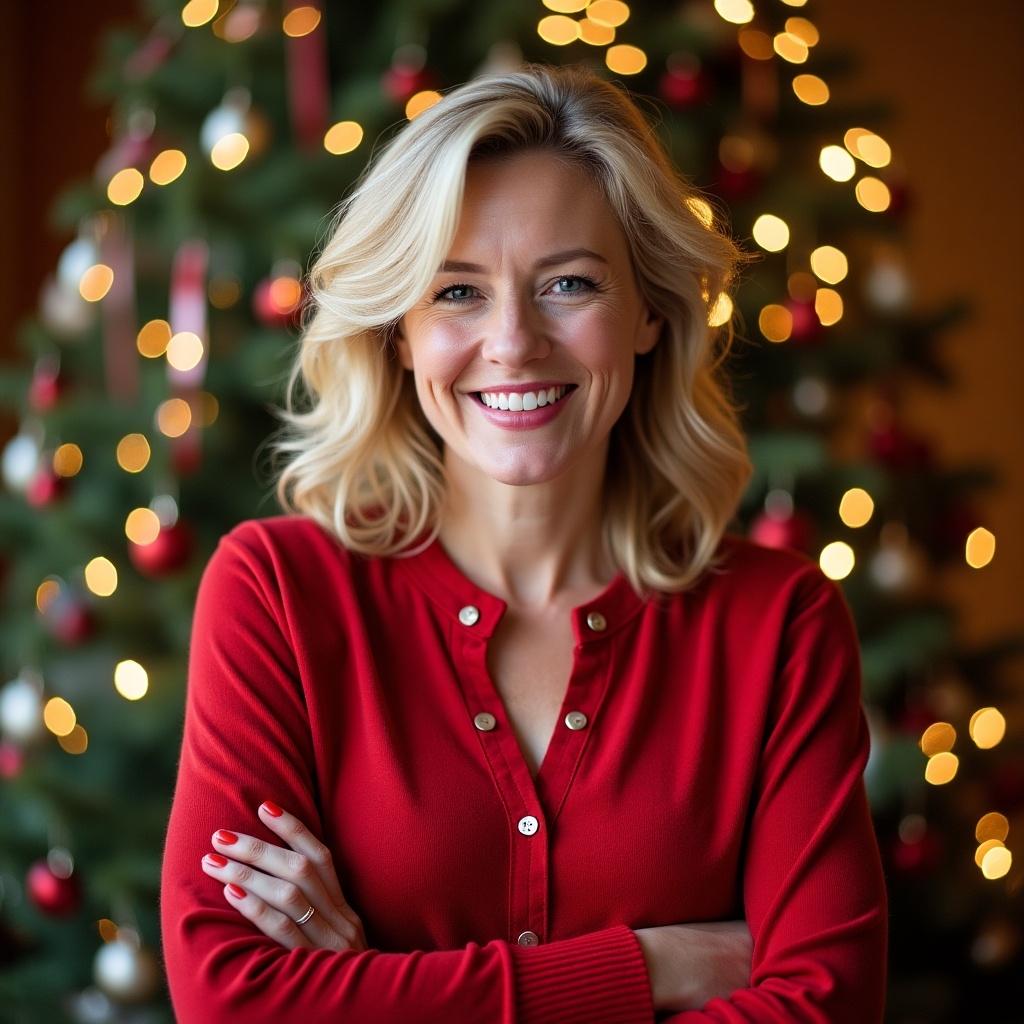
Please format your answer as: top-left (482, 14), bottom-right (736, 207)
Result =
top-left (295, 905), bottom-right (315, 926)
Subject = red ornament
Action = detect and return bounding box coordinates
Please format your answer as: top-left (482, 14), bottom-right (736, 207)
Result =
top-left (26, 858), bottom-right (82, 917)
top-left (252, 275), bottom-right (306, 330)
top-left (25, 465), bottom-right (68, 507)
top-left (867, 421), bottom-right (934, 471)
top-left (748, 508), bottom-right (817, 555)
top-left (381, 64), bottom-right (439, 105)
top-left (658, 66), bottom-right (711, 109)
top-left (786, 296), bottom-right (823, 345)
top-left (128, 520), bottom-right (196, 577)
top-left (0, 740), bottom-right (24, 780)
top-left (888, 829), bottom-right (943, 876)
top-left (28, 359), bottom-right (68, 411)
top-left (42, 590), bottom-right (97, 646)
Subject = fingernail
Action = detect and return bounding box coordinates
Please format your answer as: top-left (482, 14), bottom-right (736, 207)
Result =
top-left (204, 853), bottom-right (228, 867)
top-left (215, 829), bottom-right (238, 845)
top-left (226, 883), bottom-right (246, 899)
top-left (261, 801), bottom-right (283, 817)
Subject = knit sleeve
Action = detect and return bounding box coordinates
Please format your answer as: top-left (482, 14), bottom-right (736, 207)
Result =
top-left (661, 568), bottom-right (888, 1023)
top-left (158, 529), bottom-right (654, 1024)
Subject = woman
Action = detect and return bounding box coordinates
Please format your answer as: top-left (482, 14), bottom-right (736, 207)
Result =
top-left (159, 63), bottom-right (888, 1022)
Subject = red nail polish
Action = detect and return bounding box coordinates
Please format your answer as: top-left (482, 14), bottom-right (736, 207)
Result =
top-left (227, 883), bottom-right (246, 899)
top-left (215, 829), bottom-right (238, 845)
top-left (205, 853), bottom-right (228, 867)
top-left (261, 801), bottom-right (283, 817)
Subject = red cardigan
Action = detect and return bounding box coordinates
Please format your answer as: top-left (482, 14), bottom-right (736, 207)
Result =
top-left (159, 514), bottom-right (888, 1022)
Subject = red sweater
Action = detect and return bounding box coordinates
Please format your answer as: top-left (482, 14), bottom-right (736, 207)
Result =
top-left (159, 514), bottom-right (888, 1022)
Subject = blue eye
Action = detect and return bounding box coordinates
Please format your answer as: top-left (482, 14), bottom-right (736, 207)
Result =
top-left (430, 273), bottom-right (600, 305)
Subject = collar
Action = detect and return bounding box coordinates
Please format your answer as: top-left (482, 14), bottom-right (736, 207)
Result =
top-left (393, 529), bottom-right (648, 646)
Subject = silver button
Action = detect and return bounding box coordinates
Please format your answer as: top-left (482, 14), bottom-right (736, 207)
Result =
top-left (586, 610), bottom-right (607, 632)
top-left (564, 710), bottom-right (588, 730)
top-left (517, 930), bottom-right (539, 946)
top-left (517, 815), bottom-right (539, 836)
top-left (458, 605), bottom-right (480, 626)
top-left (473, 712), bottom-right (497, 731)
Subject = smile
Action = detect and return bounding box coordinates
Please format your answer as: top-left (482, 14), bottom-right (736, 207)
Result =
top-left (469, 384), bottom-right (577, 431)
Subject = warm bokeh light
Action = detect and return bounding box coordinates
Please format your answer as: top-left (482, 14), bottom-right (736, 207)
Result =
top-left (57, 724), bottom-right (88, 755)
top-left (282, 5), bottom-right (321, 37)
top-left (713, 0), bottom-right (754, 26)
top-left (969, 707), bottom-right (1006, 749)
top-left (406, 90), bottom-right (443, 119)
top-left (924, 750), bottom-right (958, 785)
top-left (107, 167), bottom-right (145, 206)
top-left (586, 0), bottom-right (629, 28)
top-left (980, 845), bottom-right (1012, 880)
top-left (785, 17), bottom-right (819, 46)
top-left (848, 130), bottom-right (892, 168)
top-left (751, 213), bottom-right (790, 252)
top-left (324, 120), bottom-right (364, 155)
top-left (542, 0), bottom-right (587, 11)
top-left (758, 304), bottom-right (793, 343)
top-left (855, 176), bottom-right (891, 212)
top-left (605, 44), bottom-right (646, 74)
top-left (79, 264), bottom-right (114, 302)
top-left (44, 697), bottom-right (76, 737)
top-left (137, 319), bottom-right (172, 358)
top-left (156, 397), bottom-right (193, 438)
top-left (814, 287), bottom-right (843, 325)
top-left (792, 73), bottom-right (829, 105)
top-left (269, 276), bottom-right (303, 314)
top-left (820, 144), bottom-right (856, 181)
top-left (920, 722), bottom-right (956, 756)
top-left (199, 390), bottom-right (220, 426)
top-left (35, 579), bottom-right (61, 614)
top-left (210, 133), bottom-right (250, 170)
top-left (965, 526), bottom-right (996, 568)
top-left (114, 660), bottom-right (149, 701)
top-left (209, 275), bottom-right (242, 308)
top-left (149, 149), bottom-right (187, 185)
top-left (53, 444), bottom-right (84, 478)
top-left (116, 433), bottom-right (152, 473)
top-left (838, 487), bottom-right (874, 528)
top-left (738, 29), bottom-right (773, 60)
top-left (125, 507), bottom-right (162, 546)
top-left (819, 540), bottom-right (855, 580)
top-left (976, 812), bottom-right (1009, 844)
top-left (537, 14), bottom-right (579, 45)
top-left (773, 32), bottom-right (809, 63)
top-left (84, 556), bottom-right (118, 597)
top-left (181, 0), bottom-right (218, 28)
top-left (809, 245), bottom-right (848, 284)
top-left (578, 17), bottom-right (615, 44)
top-left (166, 331), bottom-right (205, 372)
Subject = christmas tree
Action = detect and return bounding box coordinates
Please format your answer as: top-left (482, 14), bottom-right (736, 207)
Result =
top-left (1, 0), bottom-right (1021, 1020)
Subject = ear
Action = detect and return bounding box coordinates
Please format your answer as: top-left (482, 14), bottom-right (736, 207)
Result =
top-left (393, 319), bottom-right (414, 371)
top-left (635, 304), bottom-right (664, 357)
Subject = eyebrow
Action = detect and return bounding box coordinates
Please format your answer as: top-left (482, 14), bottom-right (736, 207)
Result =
top-left (436, 248), bottom-right (609, 274)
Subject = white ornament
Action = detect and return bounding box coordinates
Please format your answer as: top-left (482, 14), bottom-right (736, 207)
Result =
top-left (93, 930), bottom-right (160, 1003)
top-left (2, 433), bottom-right (42, 493)
top-left (39, 273), bottom-right (95, 337)
top-left (57, 237), bottom-right (100, 294)
top-left (0, 673), bottom-right (45, 744)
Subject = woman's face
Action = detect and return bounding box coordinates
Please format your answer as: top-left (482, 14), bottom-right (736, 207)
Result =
top-left (395, 147), bottom-right (663, 488)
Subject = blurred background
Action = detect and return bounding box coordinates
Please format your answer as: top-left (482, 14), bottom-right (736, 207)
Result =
top-left (0, 1), bottom-right (1021, 1021)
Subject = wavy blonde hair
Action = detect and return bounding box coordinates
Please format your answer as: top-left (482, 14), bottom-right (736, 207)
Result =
top-left (265, 61), bottom-right (758, 600)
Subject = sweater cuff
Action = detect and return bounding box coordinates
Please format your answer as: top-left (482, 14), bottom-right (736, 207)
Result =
top-left (510, 924), bottom-right (654, 1024)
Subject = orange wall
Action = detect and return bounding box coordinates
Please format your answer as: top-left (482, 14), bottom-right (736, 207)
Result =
top-left (3, 2), bottom-right (1021, 642)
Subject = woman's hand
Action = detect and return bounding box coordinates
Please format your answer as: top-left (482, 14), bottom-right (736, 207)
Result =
top-left (200, 800), bottom-right (368, 952)
top-left (634, 919), bottom-right (753, 1014)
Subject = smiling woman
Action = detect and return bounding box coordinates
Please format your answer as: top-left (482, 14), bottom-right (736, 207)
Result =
top-left (160, 61), bottom-right (888, 1024)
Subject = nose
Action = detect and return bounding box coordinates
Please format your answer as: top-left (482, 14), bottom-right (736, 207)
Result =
top-left (478, 291), bottom-right (553, 367)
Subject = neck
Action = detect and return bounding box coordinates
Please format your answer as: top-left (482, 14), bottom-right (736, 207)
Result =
top-left (436, 444), bottom-right (615, 612)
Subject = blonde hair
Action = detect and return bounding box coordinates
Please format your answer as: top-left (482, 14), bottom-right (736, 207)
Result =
top-left (265, 61), bottom-right (758, 601)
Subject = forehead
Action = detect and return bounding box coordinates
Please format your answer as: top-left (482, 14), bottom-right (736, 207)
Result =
top-left (455, 149), bottom-right (618, 247)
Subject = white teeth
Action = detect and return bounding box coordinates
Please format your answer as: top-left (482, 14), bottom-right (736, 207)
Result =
top-left (480, 385), bottom-right (569, 410)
